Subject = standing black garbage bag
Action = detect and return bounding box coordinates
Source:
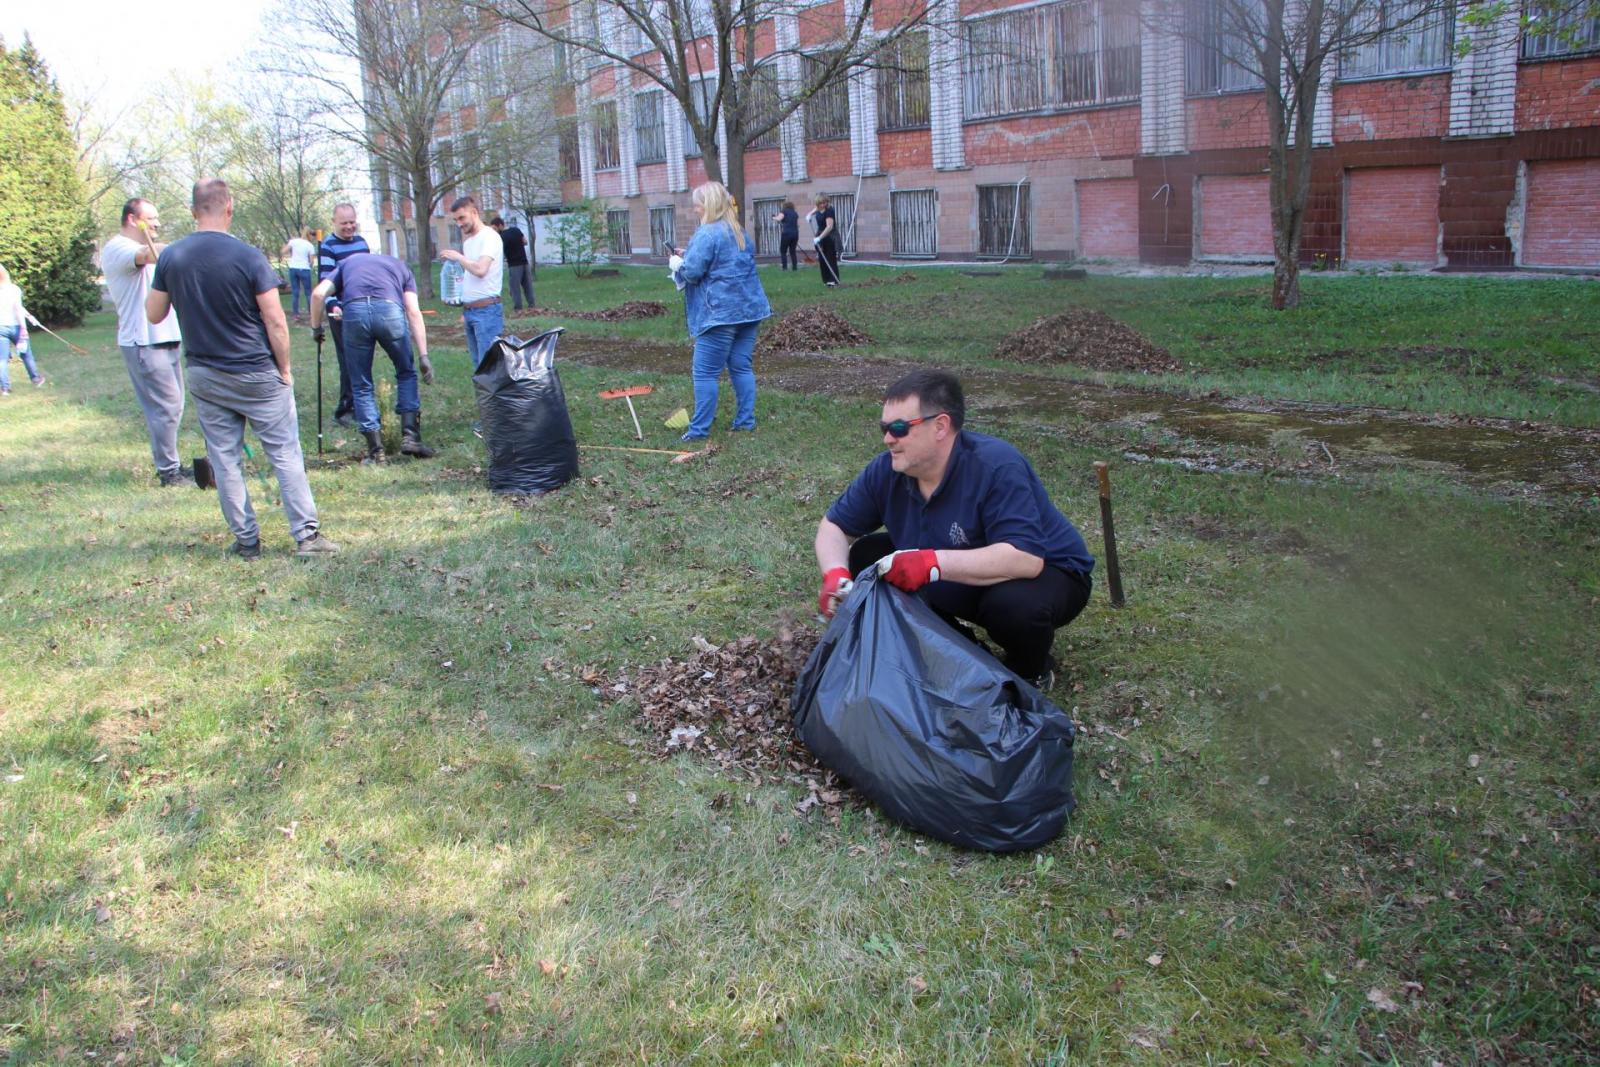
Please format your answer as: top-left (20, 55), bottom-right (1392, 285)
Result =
top-left (791, 570), bottom-right (1076, 852)
top-left (472, 328), bottom-right (580, 495)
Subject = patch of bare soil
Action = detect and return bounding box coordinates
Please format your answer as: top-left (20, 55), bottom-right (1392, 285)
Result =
top-left (512, 300), bottom-right (668, 323)
top-left (607, 626), bottom-right (856, 819)
top-left (853, 272), bottom-right (920, 289)
top-left (992, 309), bottom-right (1182, 374)
top-left (757, 305), bottom-right (871, 354)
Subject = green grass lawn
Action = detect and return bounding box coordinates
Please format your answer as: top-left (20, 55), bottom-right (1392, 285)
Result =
top-left (490, 264), bottom-right (1600, 427)
top-left (1, 274), bottom-right (1597, 1064)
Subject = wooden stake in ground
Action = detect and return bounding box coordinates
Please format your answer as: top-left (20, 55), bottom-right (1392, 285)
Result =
top-left (1094, 461), bottom-right (1127, 607)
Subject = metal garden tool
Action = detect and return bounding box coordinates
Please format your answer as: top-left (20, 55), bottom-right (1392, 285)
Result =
top-left (599, 384), bottom-right (653, 440)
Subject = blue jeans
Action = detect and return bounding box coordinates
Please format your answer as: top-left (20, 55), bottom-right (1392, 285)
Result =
top-left (341, 299), bottom-right (419, 433)
top-left (462, 302), bottom-right (504, 374)
top-left (0, 325), bottom-right (41, 390)
top-left (686, 320), bottom-right (759, 438)
top-left (288, 269), bottom-right (312, 315)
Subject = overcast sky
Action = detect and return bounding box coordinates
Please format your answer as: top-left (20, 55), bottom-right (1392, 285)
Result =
top-left (3, 0), bottom-right (276, 116)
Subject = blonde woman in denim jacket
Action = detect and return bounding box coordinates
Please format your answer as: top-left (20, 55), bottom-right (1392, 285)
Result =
top-left (668, 182), bottom-right (772, 441)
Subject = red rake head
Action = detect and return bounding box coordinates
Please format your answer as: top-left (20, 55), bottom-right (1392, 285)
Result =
top-left (599, 385), bottom-right (654, 399)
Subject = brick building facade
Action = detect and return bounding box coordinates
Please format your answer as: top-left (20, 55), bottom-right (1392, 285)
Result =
top-left (373, 1), bottom-right (1600, 270)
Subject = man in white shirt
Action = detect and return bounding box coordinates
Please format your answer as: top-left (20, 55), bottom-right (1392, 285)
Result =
top-left (280, 228), bottom-right (317, 322)
top-left (438, 195), bottom-right (504, 374)
top-left (103, 198), bottom-right (189, 486)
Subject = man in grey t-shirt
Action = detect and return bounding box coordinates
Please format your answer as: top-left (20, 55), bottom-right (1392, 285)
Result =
top-left (148, 178), bottom-right (338, 560)
top-left (103, 198), bottom-right (189, 486)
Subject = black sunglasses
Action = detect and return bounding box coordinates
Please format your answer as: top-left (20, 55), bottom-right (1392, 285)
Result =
top-left (880, 413), bottom-right (945, 438)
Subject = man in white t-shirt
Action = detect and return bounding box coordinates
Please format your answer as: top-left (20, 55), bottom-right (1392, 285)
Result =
top-left (281, 228), bottom-right (317, 322)
top-left (103, 197), bottom-right (189, 486)
top-left (438, 195), bottom-right (504, 374)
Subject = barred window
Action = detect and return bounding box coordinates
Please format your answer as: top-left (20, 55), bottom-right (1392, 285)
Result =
top-left (804, 51), bottom-right (851, 141)
top-left (684, 77), bottom-right (716, 157)
top-left (594, 100), bottom-right (620, 169)
top-left (744, 63), bottom-right (782, 150)
top-left (1340, 0), bottom-right (1453, 78)
top-left (877, 31), bottom-right (930, 130)
top-left (751, 196), bottom-right (784, 255)
top-left (964, 0), bottom-right (1140, 120)
top-left (635, 90), bottom-right (667, 163)
top-left (559, 123), bottom-right (580, 181)
top-left (374, 160), bottom-right (391, 208)
top-left (1185, 0), bottom-right (1265, 94)
top-left (977, 184), bottom-right (1032, 258)
top-left (1523, 1), bottom-right (1600, 58)
top-left (890, 189), bottom-right (938, 257)
top-left (607, 209), bottom-right (631, 254)
top-left (649, 205), bottom-right (676, 255)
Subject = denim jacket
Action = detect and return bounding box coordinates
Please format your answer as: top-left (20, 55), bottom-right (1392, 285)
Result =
top-left (672, 221), bottom-right (772, 338)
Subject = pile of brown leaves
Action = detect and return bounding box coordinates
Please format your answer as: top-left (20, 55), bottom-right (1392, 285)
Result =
top-left (757, 305), bottom-right (871, 354)
top-left (514, 300), bottom-right (668, 322)
top-left (991, 309), bottom-right (1182, 374)
top-left (607, 627), bottom-right (857, 818)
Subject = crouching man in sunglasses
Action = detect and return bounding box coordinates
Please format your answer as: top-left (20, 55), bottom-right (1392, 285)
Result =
top-left (813, 369), bottom-right (1094, 690)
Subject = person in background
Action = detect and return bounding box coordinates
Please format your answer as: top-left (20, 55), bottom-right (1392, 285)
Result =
top-left (438, 195), bottom-right (504, 375)
top-left (491, 216), bottom-right (534, 311)
top-left (310, 253), bottom-right (436, 463)
top-left (0, 264), bottom-right (45, 395)
top-left (102, 197), bottom-right (188, 485)
top-left (148, 178), bottom-right (337, 560)
top-left (814, 369), bottom-right (1093, 691)
top-left (281, 228), bottom-right (317, 323)
top-left (772, 200), bottom-right (800, 271)
top-left (667, 181), bottom-right (771, 442)
top-left (806, 193), bottom-right (841, 287)
top-left (318, 204), bottom-right (370, 426)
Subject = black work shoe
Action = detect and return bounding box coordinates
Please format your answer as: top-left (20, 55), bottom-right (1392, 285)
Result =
top-left (334, 411), bottom-right (356, 428)
top-left (228, 539), bottom-right (261, 561)
top-left (295, 533), bottom-right (339, 557)
top-left (158, 468), bottom-right (193, 487)
top-left (399, 412), bottom-right (436, 458)
top-left (361, 429), bottom-right (386, 465)
top-left (1029, 667), bottom-right (1057, 692)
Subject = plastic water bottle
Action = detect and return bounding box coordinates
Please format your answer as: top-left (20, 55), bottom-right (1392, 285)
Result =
top-left (440, 260), bottom-right (465, 305)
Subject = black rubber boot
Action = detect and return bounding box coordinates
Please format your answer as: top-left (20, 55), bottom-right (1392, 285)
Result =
top-left (399, 412), bottom-right (436, 458)
top-left (362, 428), bottom-right (386, 464)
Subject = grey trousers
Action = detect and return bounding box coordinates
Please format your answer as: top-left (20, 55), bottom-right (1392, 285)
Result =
top-left (120, 344), bottom-right (186, 476)
top-left (508, 264), bottom-right (534, 310)
top-left (187, 363), bottom-right (320, 545)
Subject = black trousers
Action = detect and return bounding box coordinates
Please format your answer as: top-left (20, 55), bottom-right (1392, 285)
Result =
top-left (779, 235), bottom-right (799, 270)
top-left (330, 317), bottom-right (353, 416)
top-left (847, 531), bottom-right (1091, 678)
top-left (816, 237), bottom-right (841, 285)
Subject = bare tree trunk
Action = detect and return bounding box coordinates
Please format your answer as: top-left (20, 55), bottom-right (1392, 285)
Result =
top-left (413, 171), bottom-right (437, 299)
top-left (724, 139), bottom-right (746, 220)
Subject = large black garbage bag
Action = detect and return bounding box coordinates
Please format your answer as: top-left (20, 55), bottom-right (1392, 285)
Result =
top-left (791, 571), bottom-right (1076, 852)
top-left (472, 329), bottom-right (579, 495)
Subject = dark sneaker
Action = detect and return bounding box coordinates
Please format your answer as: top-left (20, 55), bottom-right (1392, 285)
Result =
top-left (228, 539), bottom-right (261, 561)
top-left (334, 412), bottom-right (356, 428)
top-left (31, 375), bottom-right (45, 387)
top-left (680, 431), bottom-right (708, 442)
top-left (158, 468), bottom-right (193, 487)
top-left (1029, 667), bottom-right (1056, 692)
top-left (295, 533), bottom-right (340, 557)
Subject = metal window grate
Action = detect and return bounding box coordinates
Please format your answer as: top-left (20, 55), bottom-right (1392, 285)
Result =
top-left (963, 0), bottom-right (1141, 120)
top-left (751, 198), bottom-right (784, 255)
top-left (1523, 2), bottom-right (1600, 57)
top-left (890, 189), bottom-right (937, 258)
top-left (1185, 0), bottom-right (1265, 94)
top-left (804, 51), bottom-right (851, 141)
top-left (593, 101), bottom-right (620, 169)
top-left (635, 91), bottom-right (666, 164)
top-left (825, 193), bottom-right (858, 257)
top-left (977, 184), bottom-right (1032, 258)
top-left (684, 78), bottom-right (716, 157)
top-left (559, 124), bottom-right (580, 181)
top-left (1339, 0), bottom-right (1453, 79)
top-left (877, 32), bottom-right (930, 130)
top-left (649, 206), bottom-right (676, 255)
top-left (607, 209), bottom-right (631, 255)
top-left (744, 64), bottom-right (782, 149)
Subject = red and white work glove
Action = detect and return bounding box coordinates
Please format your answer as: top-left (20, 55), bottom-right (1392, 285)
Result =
top-left (875, 549), bottom-right (940, 593)
top-left (818, 566), bottom-right (854, 618)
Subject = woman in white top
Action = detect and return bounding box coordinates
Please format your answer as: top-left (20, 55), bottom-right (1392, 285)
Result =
top-left (0, 264), bottom-right (45, 395)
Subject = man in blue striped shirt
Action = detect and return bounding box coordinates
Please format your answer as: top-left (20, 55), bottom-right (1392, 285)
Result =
top-left (318, 203), bottom-right (370, 426)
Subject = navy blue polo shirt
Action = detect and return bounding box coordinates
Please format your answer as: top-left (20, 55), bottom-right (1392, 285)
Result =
top-left (826, 431), bottom-right (1095, 576)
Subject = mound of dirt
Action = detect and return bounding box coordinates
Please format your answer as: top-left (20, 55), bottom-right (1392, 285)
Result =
top-left (992, 309), bottom-right (1181, 374)
top-left (758, 306), bottom-right (871, 354)
top-left (854, 272), bottom-right (919, 288)
top-left (516, 300), bottom-right (667, 322)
